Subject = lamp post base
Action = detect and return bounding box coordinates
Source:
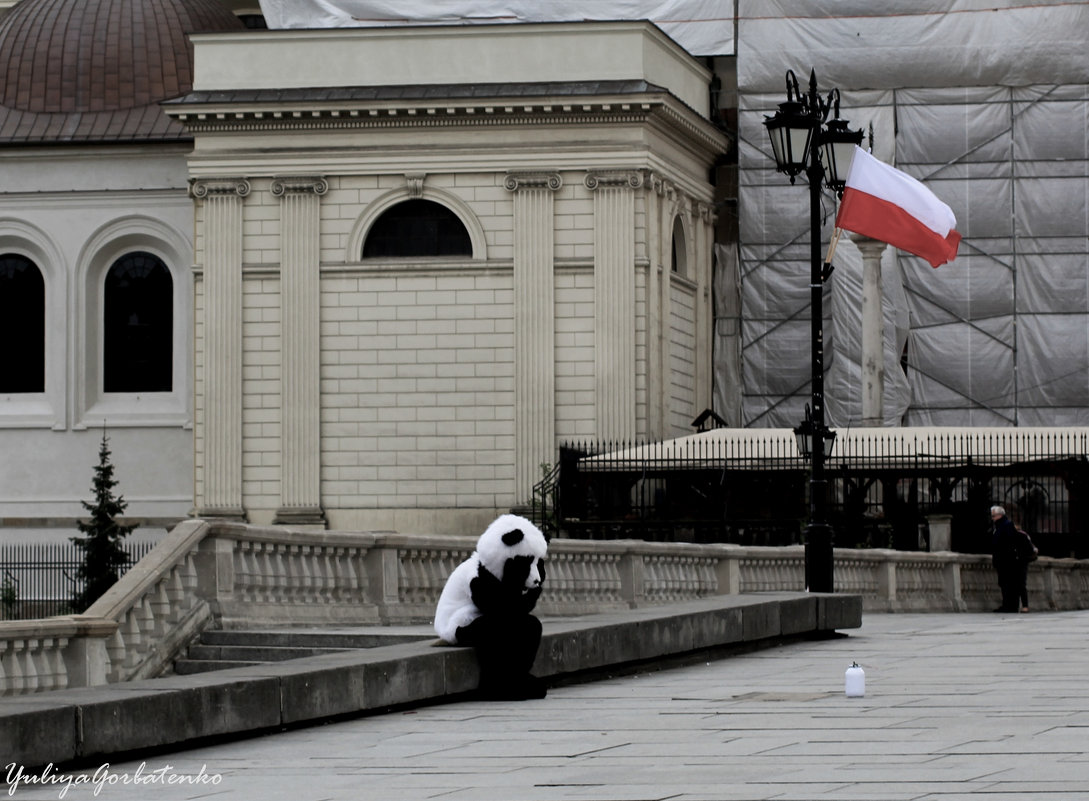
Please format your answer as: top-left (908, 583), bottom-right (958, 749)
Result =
top-left (804, 522), bottom-right (835, 593)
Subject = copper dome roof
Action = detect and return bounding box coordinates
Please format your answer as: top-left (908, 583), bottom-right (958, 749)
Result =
top-left (0, 0), bottom-right (244, 143)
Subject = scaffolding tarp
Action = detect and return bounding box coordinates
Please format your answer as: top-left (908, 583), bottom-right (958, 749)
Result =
top-left (257, 0), bottom-right (735, 55)
top-left (736, 0), bottom-right (1089, 428)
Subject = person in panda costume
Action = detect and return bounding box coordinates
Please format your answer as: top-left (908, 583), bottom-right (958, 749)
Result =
top-left (435, 514), bottom-right (549, 700)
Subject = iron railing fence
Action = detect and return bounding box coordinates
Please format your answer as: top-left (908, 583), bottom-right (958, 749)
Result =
top-left (534, 429), bottom-right (1089, 558)
top-left (0, 540), bottom-right (155, 620)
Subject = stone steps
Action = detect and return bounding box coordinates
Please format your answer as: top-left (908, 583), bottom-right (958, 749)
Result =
top-left (2, 593), bottom-right (862, 769)
top-left (174, 629), bottom-right (433, 674)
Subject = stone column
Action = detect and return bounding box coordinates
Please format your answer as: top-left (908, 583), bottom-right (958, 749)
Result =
top-left (191, 178), bottom-right (249, 520)
top-left (273, 176), bottom-right (328, 527)
top-left (656, 178), bottom-right (676, 437)
top-left (505, 172), bottom-right (561, 502)
top-left (695, 202), bottom-right (716, 417)
top-left (644, 174), bottom-right (664, 439)
top-left (852, 234), bottom-right (890, 427)
top-left (586, 170), bottom-right (641, 441)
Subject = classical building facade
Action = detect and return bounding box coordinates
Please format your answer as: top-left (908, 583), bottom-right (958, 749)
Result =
top-left (167, 22), bottom-right (727, 533)
top-left (0, 0), bottom-right (244, 543)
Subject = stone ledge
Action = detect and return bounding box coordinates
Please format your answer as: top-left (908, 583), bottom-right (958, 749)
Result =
top-left (0, 592), bottom-right (860, 769)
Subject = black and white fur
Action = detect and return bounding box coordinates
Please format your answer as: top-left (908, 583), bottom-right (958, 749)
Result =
top-left (434, 514), bottom-right (548, 700)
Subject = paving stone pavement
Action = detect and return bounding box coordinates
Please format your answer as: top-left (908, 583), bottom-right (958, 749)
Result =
top-left (6, 610), bottom-right (1088, 801)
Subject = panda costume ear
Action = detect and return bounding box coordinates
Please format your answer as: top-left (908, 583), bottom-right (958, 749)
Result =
top-left (475, 514), bottom-right (548, 577)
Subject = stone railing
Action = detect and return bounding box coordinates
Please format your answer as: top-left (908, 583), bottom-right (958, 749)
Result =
top-left (2, 520), bottom-right (1087, 696)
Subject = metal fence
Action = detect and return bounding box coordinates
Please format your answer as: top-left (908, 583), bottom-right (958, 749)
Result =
top-left (533, 429), bottom-right (1089, 559)
top-left (0, 540), bottom-right (155, 620)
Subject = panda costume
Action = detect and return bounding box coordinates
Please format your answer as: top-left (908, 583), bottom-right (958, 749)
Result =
top-left (435, 514), bottom-right (549, 700)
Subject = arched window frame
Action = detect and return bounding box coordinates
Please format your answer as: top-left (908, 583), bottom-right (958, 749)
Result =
top-left (347, 185), bottom-right (487, 264)
top-left (77, 218), bottom-right (190, 429)
top-left (670, 213), bottom-right (690, 280)
top-left (0, 220), bottom-right (65, 429)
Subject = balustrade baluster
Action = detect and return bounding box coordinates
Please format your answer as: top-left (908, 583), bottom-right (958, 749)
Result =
top-left (319, 546), bottom-right (336, 602)
top-left (50, 638), bottom-right (68, 691)
top-left (348, 548), bottom-right (367, 603)
top-left (122, 610), bottom-right (143, 670)
top-left (280, 544), bottom-right (296, 602)
top-left (105, 628), bottom-right (125, 683)
top-left (4, 641), bottom-right (24, 694)
top-left (180, 553), bottom-right (199, 609)
top-left (166, 564), bottom-right (185, 610)
top-left (299, 545), bottom-right (316, 602)
top-left (21, 639), bottom-right (38, 693)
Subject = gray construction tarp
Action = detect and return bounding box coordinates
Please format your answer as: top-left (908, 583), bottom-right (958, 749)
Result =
top-left (735, 0), bottom-right (1089, 429)
top-left (257, 0), bottom-right (735, 56)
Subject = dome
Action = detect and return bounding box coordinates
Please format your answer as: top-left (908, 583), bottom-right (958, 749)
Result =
top-left (0, 0), bottom-right (244, 142)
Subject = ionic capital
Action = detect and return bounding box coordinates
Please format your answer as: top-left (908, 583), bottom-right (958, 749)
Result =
top-left (189, 178), bottom-right (251, 199)
top-left (504, 172), bottom-right (563, 192)
top-left (584, 170), bottom-right (644, 191)
top-left (271, 176), bottom-right (329, 197)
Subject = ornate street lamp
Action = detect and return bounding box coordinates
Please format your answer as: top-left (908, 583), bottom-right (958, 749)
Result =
top-left (765, 70), bottom-right (862, 593)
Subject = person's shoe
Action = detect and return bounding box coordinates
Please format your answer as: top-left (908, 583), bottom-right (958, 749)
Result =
top-left (1021, 606), bottom-right (1030, 613)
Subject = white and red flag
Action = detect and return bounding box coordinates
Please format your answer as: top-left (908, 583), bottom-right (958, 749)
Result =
top-left (834, 146), bottom-right (961, 268)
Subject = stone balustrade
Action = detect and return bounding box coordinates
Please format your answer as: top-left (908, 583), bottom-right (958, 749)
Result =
top-left (1, 520), bottom-right (1087, 696)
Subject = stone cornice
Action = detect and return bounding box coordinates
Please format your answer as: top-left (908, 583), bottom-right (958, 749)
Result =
top-left (166, 96), bottom-right (729, 158)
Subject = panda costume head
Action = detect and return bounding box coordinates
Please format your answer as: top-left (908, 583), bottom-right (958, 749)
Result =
top-left (434, 514), bottom-right (548, 645)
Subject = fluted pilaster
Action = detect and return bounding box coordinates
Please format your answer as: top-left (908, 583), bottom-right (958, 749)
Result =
top-left (273, 176), bottom-right (328, 526)
top-left (586, 171), bottom-right (641, 441)
top-left (191, 178), bottom-right (249, 519)
top-left (695, 201), bottom-right (716, 415)
top-left (852, 233), bottom-right (890, 427)
top-left (506, 172), bottom-right (561, 500)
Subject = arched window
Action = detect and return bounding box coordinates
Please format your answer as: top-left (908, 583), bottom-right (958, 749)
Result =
top-left (671, 217), bottom-right (688, 277)
top-left (362, 199), bottom-right (472, 258)
top-left (103, 251), bottom-right (173, 392)
top-left (0, 254), bottom-right (45, 393)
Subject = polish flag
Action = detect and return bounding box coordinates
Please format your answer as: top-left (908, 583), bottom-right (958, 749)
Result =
top-left (835, 146), bottom-right (961, 268)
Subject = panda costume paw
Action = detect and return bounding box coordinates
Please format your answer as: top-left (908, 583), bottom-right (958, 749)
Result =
top-left (435, 514), bottom-right (549, 701)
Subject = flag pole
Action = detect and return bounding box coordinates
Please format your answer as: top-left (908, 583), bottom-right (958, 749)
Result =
top-left (825, 226), bottom-right (843, 265)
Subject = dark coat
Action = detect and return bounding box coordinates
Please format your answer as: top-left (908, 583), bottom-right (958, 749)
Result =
top-left (991, 515), bottom-right (1023, 569)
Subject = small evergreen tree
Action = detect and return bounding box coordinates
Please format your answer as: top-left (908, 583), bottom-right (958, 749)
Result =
top-left (71, 431), bottom-right (137, 612)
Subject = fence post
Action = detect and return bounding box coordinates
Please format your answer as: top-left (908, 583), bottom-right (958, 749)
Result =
top-left (194, 536), bottom-right (234, 606)
top-left (715, 551), bottom-right (741, 594)
top-left (62, 618), bottom-right (116, 688)
top-left (366, 541), bottom-right (400, 621)
top-left (944, 560), bottom-right (967, 611)
top-left (878, 558), bottom-right (897, 610)
top-left (619, 547), bottom-right (645, 607)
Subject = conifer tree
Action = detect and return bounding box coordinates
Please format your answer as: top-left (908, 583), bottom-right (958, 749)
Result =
top-left (71, 431), bottom-right (137, 612)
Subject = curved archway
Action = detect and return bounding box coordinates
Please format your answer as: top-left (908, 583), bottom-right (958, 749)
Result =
top-left (671, 215), bottom-right (689, 278)
top-left (0, 253), bottom-right (45, 393)
top-left (0, 219), bottom-right (66, 426)
top-left (76, 215), bottom-right (191, 425)
top-left (347, 186), bottom-right (487, 262)
top-left (363, 198), bottom-right (472, 259)
top-left (103, 251), bottom-right (173, 392)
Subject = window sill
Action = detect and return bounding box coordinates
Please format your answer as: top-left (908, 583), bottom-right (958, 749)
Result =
top-left (0, 395), bottom-right (61, 429)
top-left (78, 393), bottom-right (191, 429)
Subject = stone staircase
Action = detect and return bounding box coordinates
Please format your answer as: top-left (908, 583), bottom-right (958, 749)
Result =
top-left (174, 630), bottom-right (434, 675)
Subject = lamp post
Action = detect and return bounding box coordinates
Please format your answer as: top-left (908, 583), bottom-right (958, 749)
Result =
top-left (764, 69), bottom-right (862, 593)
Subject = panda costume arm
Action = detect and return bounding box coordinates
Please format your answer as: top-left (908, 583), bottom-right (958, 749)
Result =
top-left (433, 515), bottom-right (548, 645)
top-left (434, 557), bottom-right (483, 644)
